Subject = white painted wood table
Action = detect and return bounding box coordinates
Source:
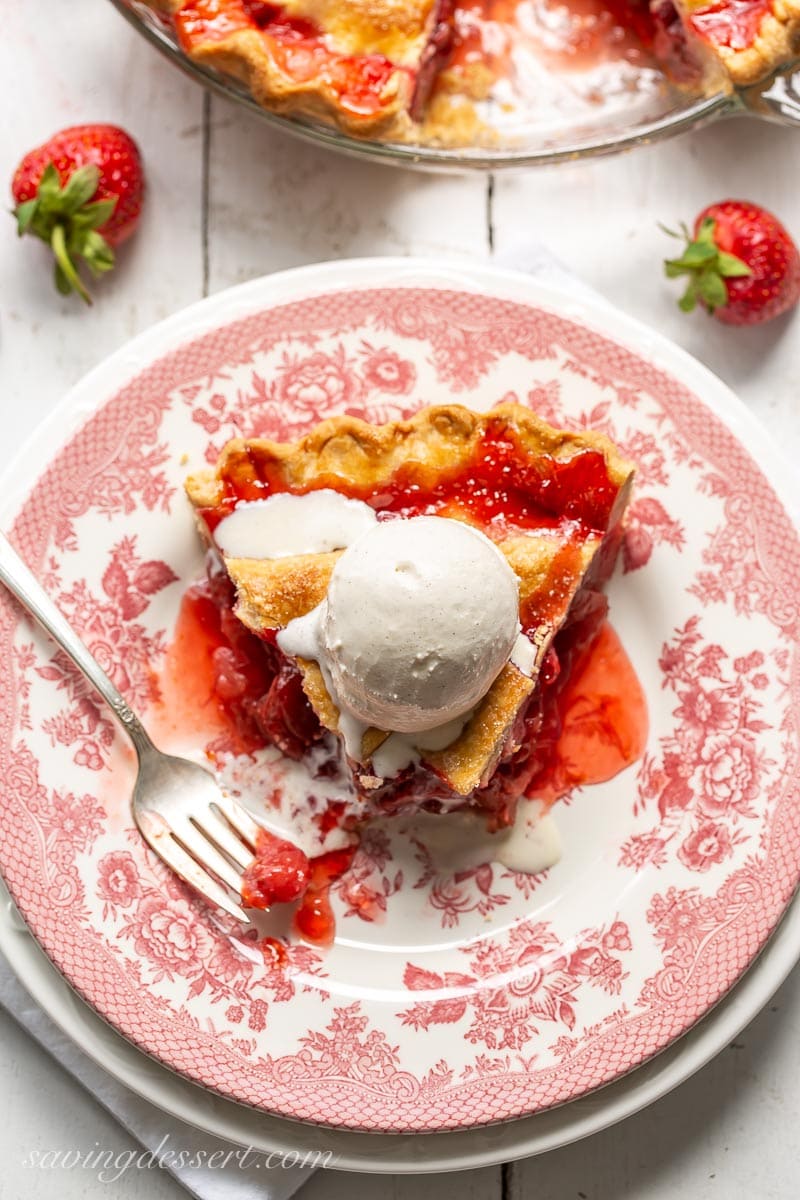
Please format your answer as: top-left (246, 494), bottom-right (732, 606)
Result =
top-left (1, 5), bottom-right (799, 1199)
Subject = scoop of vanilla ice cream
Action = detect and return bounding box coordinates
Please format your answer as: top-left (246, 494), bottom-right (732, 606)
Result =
top-left (321, 516), bottom-right (520, 733)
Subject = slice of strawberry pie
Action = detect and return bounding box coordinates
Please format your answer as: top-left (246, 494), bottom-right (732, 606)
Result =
top-left (184, 403), bottom-right (635, 832)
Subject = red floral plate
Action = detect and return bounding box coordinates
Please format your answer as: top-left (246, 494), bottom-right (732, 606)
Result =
top-left (1, 260), bottom-right (798, 1134)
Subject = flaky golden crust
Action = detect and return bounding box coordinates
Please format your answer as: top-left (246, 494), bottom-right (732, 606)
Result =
top-left (187, 403), bottom-right (634, 796)
top-left (229, 551), bottom-right (340, 631)
top-left (425, 665), bottom-right (535, 795)
top-left (186, 402), bottom-right (634, 511)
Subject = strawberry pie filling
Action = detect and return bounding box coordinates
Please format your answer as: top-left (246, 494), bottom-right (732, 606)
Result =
top-left (200, 419), bottom-right (620, 537)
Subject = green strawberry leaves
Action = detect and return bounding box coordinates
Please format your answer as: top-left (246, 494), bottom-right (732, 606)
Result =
top-left (12, 162), bottom-right (117, 304)
top-left (663, 217), bottom-right (752, 314)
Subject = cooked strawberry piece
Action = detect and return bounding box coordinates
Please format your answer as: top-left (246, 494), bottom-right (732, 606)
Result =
top-left (175, 0), bottom-right (253, 46)
top-left (180, 555), bottom-right (323, 756)
top-left (241, 829), bottom-right (310, 909)
top-left (687, 0), bottom-right (771, 48)
top-left (327, 54), bottom-right (400, 114)
top-left (250, 663), bottom-right (323, 760)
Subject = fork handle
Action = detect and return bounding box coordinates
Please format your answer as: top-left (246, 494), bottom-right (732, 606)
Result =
top-left (0, 531), bottom-right (155, 758)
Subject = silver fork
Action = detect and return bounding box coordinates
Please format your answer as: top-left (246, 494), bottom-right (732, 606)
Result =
top-left (0, 531), bottom-right (261, 924)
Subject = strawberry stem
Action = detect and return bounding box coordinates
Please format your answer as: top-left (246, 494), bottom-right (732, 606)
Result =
top-left (13, 160), bottom-right (118, 304)
top-left (50, 222), bottom-right (91, 305)
top-left (663, 217), bottom-right (752, 316)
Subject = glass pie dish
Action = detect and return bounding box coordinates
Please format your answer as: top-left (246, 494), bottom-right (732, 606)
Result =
top-left (109, 0), bottom-right (800, 169)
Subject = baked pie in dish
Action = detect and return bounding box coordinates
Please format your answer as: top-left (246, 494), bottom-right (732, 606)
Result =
top-left (181, 402), bottom-right (640, 931)
top-left (142, 0), bottom-right (799, 144)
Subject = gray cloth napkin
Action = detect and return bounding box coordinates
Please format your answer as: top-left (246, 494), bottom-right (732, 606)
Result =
top-left (0, 246), bottom-right (596, 1198)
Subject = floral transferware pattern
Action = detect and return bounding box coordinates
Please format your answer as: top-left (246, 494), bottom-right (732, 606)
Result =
top-left (0, 281), bottom-right (798, 1132)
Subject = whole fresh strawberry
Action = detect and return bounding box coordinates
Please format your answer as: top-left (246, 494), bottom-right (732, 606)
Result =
top-left (663, 200), bottom-right (800, 326)
top-left (11, 124), bottom-right (144, 304)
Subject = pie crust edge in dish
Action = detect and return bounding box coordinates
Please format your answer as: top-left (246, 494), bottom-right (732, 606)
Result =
top-left (147, 0), bottom-right (417, 139)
